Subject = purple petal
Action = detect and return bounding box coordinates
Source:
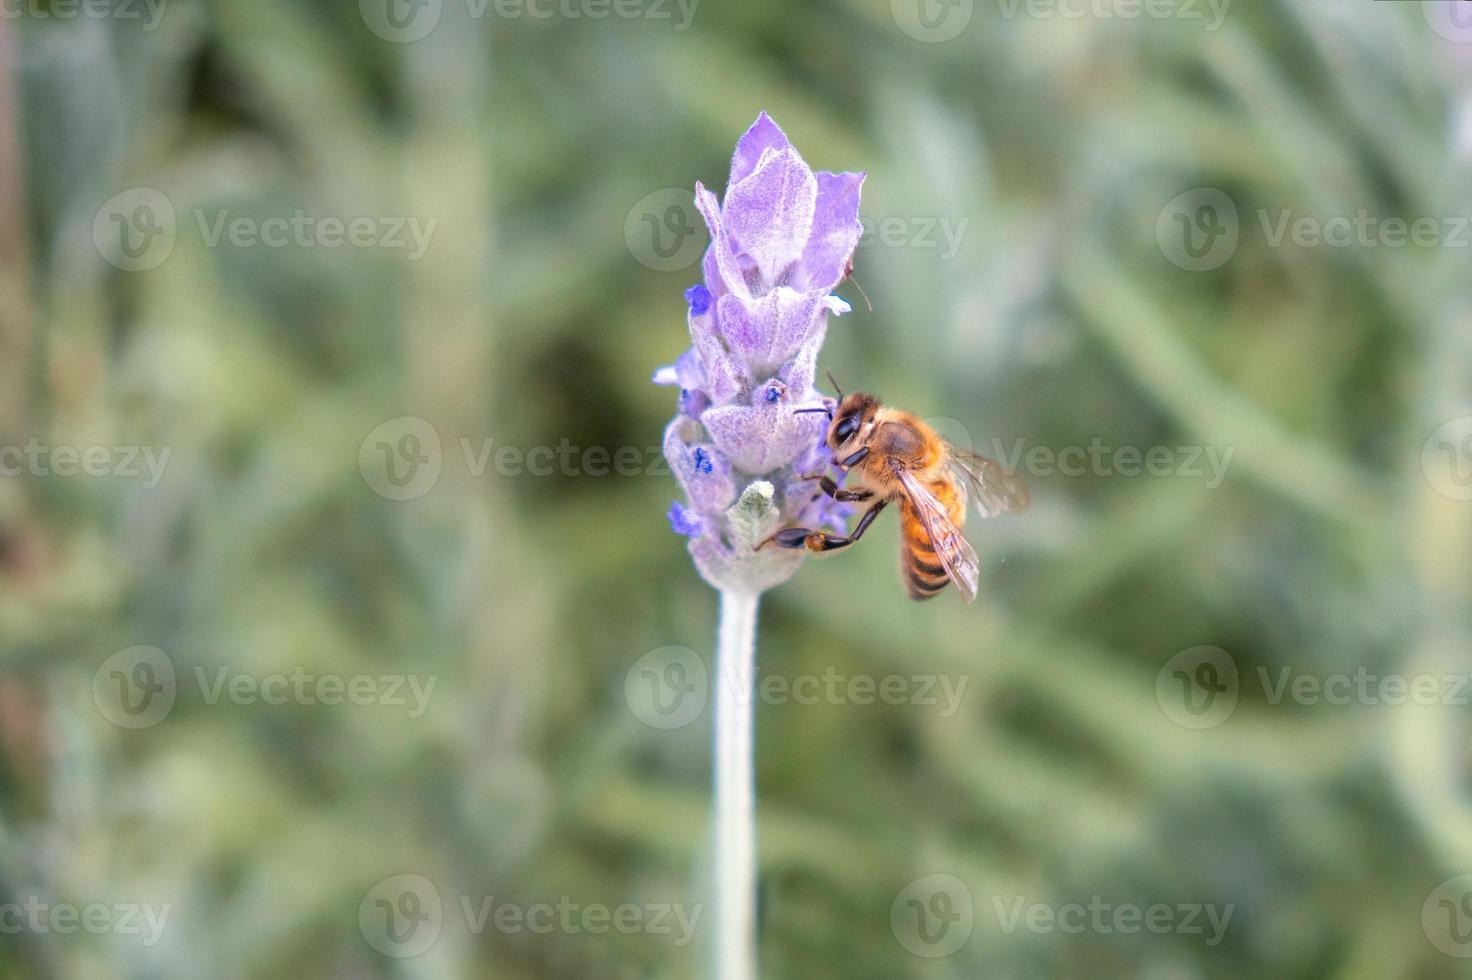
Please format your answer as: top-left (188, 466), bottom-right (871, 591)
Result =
top-left (701, 394), bottom-right (827, 473)
top-left (687, 308), bottom-right (743, 404)
top-left (777, 315), bottom-right (830, 396)
top-left (716, 288), bottom-right (825, 374)
top-left (689, 533), bottom-right (735, 586)
top-left (674, 348), bottom-right (705, 389)
top-left (796, 171), bottom-right (865, 291)
top-left (723, 148), bottom-right (818, 289)
top-left (680, 388), bottom-right (711, 418)
top-left (664, 419), bottom-right (735, 512)
top-left (654, 347), bottom-right (708, 390)
top-left (695, 182), bottom-right (751, 301)
top-left (731, 112), bottom-right (791, 186)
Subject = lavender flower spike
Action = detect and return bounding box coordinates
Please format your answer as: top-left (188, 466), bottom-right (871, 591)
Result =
top-left (656, 112), bottom-right (865, 594)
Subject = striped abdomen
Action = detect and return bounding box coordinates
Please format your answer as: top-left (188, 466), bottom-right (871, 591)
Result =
top-left (899, 477), bottom-right (965, 600)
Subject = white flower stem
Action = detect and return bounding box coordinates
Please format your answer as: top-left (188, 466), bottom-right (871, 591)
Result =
top-left (714, 587), bottom-right (760, 980)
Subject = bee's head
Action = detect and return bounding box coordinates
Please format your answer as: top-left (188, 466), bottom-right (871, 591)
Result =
top-left (792, 372), bottom-right (880, 455)
top-left (827, 392), bottom-right (880, 453)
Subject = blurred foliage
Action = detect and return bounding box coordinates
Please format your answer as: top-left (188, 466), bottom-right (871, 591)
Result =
top-left (1, 0), bottom-right (1471, 977)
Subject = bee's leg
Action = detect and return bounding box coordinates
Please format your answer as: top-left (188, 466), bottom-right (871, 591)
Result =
top-left (802, 475), bottom-right (873, 503)
top-left (761, 499), bottom-right (888, 553)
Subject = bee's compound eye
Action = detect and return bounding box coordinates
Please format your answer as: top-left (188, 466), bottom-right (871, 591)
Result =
top-left (835, 414), bottom-right (860, 442)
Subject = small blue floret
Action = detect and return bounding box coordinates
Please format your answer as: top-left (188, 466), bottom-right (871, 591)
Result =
top-left (692, 447), bottom-right (714, 474)
top-left (685, 285), bottom-right (712, 316)
top-left (667, 502), bottom-right (704, 538)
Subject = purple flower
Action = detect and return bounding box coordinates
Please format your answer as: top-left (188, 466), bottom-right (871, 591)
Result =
top-left (654, 113), bottom-right (865, 593)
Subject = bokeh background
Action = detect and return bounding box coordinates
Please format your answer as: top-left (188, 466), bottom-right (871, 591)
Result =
top-left (3, 0), bottom-right (1472, 976)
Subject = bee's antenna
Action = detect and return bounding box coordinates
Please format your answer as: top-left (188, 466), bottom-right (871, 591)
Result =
top-left (825, 370), bottom-right (844, 402)
top-left (846, 272), bottom-right (873, 313)
top-left (842, 257), bottom-right (873, 313)
top-left (792, 407), bottom-right (832, 416)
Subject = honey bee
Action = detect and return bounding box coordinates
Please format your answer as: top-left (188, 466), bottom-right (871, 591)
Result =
top-left (763, 376), bottom-right (1029, 603)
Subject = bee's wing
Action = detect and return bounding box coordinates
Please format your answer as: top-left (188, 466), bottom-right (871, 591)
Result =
top-left (893, 464), bottom-right (980, 604)
top-left (945, 441), bottom-right (1031, 519)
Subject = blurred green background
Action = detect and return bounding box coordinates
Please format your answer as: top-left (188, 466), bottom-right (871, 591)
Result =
top-left (3, 0), bottom-right (1472, 976)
